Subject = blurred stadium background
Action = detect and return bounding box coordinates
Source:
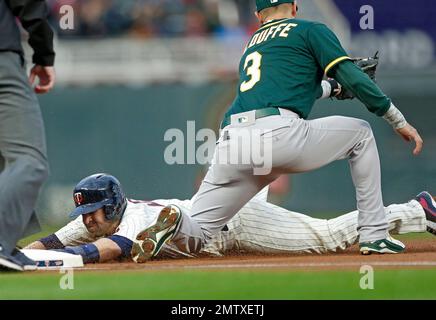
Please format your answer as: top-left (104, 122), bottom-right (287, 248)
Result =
top-left (20, 0), bottom-right (435, 226)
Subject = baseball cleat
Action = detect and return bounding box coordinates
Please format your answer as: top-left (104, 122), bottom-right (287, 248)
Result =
top-left (360, 235), bottom-right (405, 255)
top-left (415, 191), bottom-right (436, 235)
top-left (11, 249), bottom-right (38, 271)
top-left (132, 205), bottom-right (181, 263)
top-left (0, 246), bottom-right (24, 271)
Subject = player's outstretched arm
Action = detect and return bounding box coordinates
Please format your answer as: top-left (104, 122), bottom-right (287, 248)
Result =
top-left (25, 233), bottom-right (65, 250)
top-left (54, 235), bottom-right (132, 264)
top-left (25, 217), bottom-right (92, 251)
top-left (25, 240), bottom-right (47, 250)
top-left (331, 60), bottom-right (423, 155)
top-left (26, 235), bottom-right (130, 263)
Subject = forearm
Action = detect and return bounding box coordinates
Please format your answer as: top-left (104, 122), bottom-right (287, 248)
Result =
top-left (6, 0), bottom-right (55, 66)
top-left (94, 238), bottom-right (123, 262)
top-left (59, 244), bottom-right (101, 264)
top-left (28, 233), bottom-right (65, 250)
top-left (325, 59), bottom-right (421, 153)
top-left (25, 240), bottom-right (47, 249)
top-left (382, 103), bottom-right (407, 129)
top-left (59, 238), bottom-right (124, 263)
top-left (332, 60), bottom-right (391, 116)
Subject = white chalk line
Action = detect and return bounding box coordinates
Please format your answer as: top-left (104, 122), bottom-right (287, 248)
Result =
top-left (66, 260), bottom-right (436, 271)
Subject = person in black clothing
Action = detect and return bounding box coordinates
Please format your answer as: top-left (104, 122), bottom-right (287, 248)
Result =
top-left (0, 0), bottom-right (56, 271)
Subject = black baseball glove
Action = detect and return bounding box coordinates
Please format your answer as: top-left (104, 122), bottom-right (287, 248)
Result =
top-left (329, 51), bottom-right (380, 100)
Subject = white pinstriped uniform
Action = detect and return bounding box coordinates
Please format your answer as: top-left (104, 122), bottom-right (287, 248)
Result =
top-left (54, 188), bottom-right (427, 258)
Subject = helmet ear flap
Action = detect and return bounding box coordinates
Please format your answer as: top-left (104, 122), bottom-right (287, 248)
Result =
top-left (113, 183), bottom-right (120, 204)
top-left (104, 204), bottom-right (115, 220)
top-left (104, 182), bottom-right (126, 221)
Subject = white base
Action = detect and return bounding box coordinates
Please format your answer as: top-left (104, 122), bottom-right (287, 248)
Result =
top-left (21, 249), bottom-right (84, 269)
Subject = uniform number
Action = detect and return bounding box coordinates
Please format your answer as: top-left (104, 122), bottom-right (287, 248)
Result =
top-left (240, 51), bottom-right (262, 92)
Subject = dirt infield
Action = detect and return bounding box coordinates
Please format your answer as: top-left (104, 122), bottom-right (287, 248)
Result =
top-left (77, 239), bottom-right (435, 272)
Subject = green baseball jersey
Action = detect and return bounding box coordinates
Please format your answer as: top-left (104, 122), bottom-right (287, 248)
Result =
top-left (225, 18), bottom-right (350, 119)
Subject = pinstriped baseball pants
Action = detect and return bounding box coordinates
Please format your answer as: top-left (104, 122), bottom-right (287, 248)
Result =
top-left (202, 199), bottom-right (426, 255)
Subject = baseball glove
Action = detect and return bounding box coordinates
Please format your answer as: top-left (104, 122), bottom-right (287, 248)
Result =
top-left (334, 51), bottom-right (380, 100)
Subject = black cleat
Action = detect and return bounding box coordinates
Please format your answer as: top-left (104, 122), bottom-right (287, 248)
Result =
top-left (0, 245), bottom-right (23, 271)
top-left (12, 249), bottom-right (37, 271)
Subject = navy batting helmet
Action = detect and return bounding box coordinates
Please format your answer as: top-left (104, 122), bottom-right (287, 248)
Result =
top-left (70, 173), bottom-right (127, 221)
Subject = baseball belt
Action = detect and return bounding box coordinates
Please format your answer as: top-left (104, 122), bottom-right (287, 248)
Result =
top-left (220, 107), bottom-right (282, 129)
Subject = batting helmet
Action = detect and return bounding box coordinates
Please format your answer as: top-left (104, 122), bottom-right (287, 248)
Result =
top-left (69, 173), bottom-right (127, 221)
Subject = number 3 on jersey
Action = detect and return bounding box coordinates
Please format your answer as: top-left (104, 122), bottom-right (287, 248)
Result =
top-left (240, 51), bottom-right (262, 92)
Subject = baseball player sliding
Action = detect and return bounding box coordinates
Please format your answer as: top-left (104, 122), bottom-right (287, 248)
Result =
top-left (25, 173), bottom-right (436, 264)
top-left (133, 0), bottom-right (424, 261)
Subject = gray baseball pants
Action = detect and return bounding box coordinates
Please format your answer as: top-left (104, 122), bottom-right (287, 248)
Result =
top-left (0, 52), bottom-right (49, 255)
top-left (172, 108), bottom-right (389, 253)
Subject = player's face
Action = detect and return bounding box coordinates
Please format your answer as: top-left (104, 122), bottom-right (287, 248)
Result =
top-left (82, 208), bottom-right (115, 236)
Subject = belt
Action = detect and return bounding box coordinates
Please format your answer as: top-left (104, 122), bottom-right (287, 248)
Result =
top-left (220, 107), bottom-right (281, 129)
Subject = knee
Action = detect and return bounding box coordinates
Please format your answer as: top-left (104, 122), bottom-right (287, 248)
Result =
top-left (21, 155), bottom-right (49, 183)
top-left (355, 119), bottom-right (373, 139)
top-left (35, 156), bottom-right (49, 182)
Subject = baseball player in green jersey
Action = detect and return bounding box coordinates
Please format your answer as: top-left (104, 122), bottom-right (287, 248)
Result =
top-left (134, 0), bottom-right (424, 260)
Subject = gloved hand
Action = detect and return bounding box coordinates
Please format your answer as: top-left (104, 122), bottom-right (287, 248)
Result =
top-left (330, 52), bottom-right (380, 100)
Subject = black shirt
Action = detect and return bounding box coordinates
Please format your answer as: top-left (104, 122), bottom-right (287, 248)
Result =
top-left (0, 0), bottom-right (55, 66)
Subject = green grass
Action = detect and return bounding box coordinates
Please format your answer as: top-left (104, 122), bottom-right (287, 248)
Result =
top-left (1, 269), bottom-right (435, 300)
top-left (395, 232), bottom-right (433, 240)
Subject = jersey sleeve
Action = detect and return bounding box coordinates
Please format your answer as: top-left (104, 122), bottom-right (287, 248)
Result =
top-left (54, 217), bottom-right (96, 246)
top-left (6, 0), bottom-right (55, 66)
top-left (306, 23), bottom-right (351, 77)
top-left (332, 60), bottom-right (391, 116)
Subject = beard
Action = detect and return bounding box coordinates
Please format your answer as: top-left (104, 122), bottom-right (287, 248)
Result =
top-left (86, 223), bottom-right (116, 237)
top-left (86, 224), bottom-right (103, 236)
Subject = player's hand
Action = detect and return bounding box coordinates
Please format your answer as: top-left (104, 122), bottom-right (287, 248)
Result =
top-left (395, 123), bottom-right (423, 156)
top-left (29, 65), bottom-right (56, 94)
